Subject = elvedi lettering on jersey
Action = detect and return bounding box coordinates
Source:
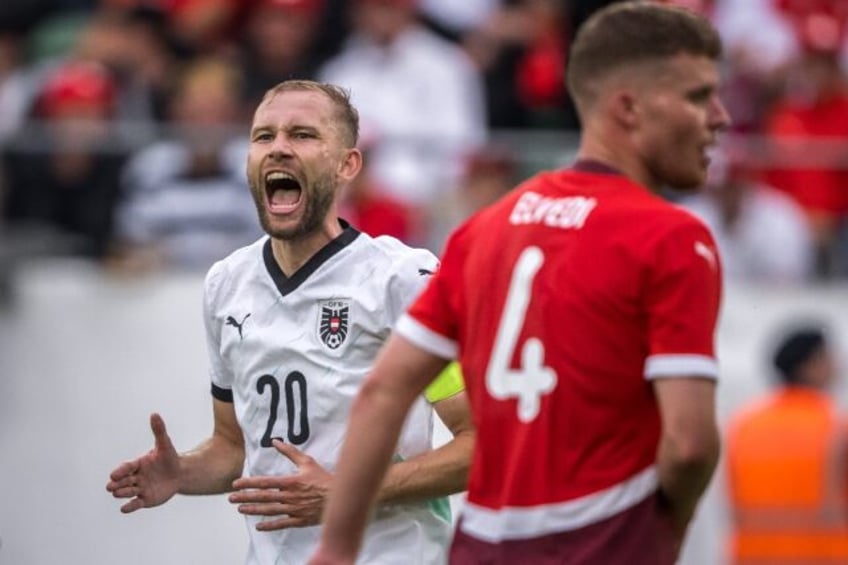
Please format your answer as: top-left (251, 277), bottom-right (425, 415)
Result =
top-left (509, 192), bottom-right (597, 229)
top-left (318, 299), bottom-right (350, 349)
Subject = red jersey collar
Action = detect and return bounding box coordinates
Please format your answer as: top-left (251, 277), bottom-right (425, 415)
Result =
top-left (571, 159), bottom-right (622, 176)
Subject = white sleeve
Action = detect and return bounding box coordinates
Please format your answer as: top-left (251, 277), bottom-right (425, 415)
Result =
top-left (202, 261), bottom-right (234, 391)
top-left (385, 247), bottom-right (440, 325)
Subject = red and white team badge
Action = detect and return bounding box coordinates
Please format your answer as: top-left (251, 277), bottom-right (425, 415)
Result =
top-left (318, 299), bottom-right (350, 349)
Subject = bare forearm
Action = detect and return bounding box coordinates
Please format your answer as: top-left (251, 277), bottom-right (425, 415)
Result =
top-left (656, 433), bottom-right (720, 532)
top-left (178, 436), bottom-right (244, 495)
top-left (377, 430), bottom-right (473, 504)
top-left (653, 377), bottom-right (720, 536)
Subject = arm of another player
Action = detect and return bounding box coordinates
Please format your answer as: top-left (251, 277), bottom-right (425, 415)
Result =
top-left (309, 334), bottom-right (450, 565)
top-left (376, 361), bottom-right (473, 504)
top-left (653, 377), bottom-right (720, 549)
top-left (106, 398), bottom-right (244, 512)
top-left (373, 251), bottom-right (473, 501)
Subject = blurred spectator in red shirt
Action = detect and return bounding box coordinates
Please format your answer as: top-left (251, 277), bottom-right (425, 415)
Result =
top-left (156, 0), bottom-right (243, 54)
top-left (339, 139), bottom-right (422, 245)
top-left (761, 5), bottom-right (848, 277)
top-left (463, 0), bottom-right (570, 129)
top-left (514, 0), bottom-right (568, 126)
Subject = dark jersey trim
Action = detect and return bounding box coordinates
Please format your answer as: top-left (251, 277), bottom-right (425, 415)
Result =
top-left (262, 220), bottom-right (361, 297)
top-left (572, 159), bottom-right (622, 176)
top-left (211, 383), bottom-right (234, 402)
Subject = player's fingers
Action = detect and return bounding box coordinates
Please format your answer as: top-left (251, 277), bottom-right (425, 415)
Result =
top-left (233, 475), bottom-right (303, 491)
top-left (229, 489), bottom-right (285, 504)
top-left (272, 439), bottom-right (314, 466)
top-left (108, 460), bottom-right (139, 483)
top-left (236, 502), bottom-right (292, 516)
top-left (232, 476), bottom-right (291, 490)
top-left (107, 475), bottom-right (138, 493)
top-left (150, 413), bottom-right (174, 451)
top-left (110, 485), bottom-right (142, 499)
top-left (255, 515), bottom-right (314, 531)
top-left (120, 497), bottom-right (146, 513)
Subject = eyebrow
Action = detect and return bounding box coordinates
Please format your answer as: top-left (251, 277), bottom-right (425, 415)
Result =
top-left (250, 124), bottom-right (322, 135)
top-left (290, 125), bottom-right (320, 134)
top-left (686, 82), bottom-right (717, 98)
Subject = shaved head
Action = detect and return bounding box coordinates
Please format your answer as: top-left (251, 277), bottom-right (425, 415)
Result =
top-left (566, 2), bottom-right (721, 115)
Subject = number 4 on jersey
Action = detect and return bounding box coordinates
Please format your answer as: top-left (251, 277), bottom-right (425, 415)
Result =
top-left (486, 246), bottom-right (558, 422)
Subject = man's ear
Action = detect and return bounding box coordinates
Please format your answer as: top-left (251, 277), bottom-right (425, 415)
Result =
top-left (338, 147), bottom-right (363, 183)
top-left (609, 89), bottom-right (640, 130)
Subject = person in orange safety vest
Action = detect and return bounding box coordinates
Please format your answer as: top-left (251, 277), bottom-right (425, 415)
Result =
top-left (726, 324), bottom-right (848, 564)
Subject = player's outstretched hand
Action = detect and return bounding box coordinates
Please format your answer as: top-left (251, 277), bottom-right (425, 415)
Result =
top-left (105, 413), bottom-right (180, 513)
top-left (230, 439), bottom-right (332, 530)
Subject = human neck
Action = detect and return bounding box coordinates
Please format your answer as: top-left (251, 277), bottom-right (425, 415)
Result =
top-left (270, 219), bottom-right (344, 277)
top-left (576, 136), bottom-right (660, 194)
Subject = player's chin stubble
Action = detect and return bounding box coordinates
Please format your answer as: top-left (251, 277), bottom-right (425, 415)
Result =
top-left (250, 174), bottom-right (338, 242)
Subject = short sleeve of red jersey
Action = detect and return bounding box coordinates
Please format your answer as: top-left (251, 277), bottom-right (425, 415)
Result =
top-left (395, 228), bottom-right (469, 361)
top-left (643, 213), bottom-right (722, 380)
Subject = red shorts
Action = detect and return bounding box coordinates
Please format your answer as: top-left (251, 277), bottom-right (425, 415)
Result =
top-left (449, 495), bottom-right (677, 565)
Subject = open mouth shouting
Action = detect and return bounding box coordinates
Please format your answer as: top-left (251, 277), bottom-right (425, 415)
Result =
top-left (265, 171), bottom-right (303, 215)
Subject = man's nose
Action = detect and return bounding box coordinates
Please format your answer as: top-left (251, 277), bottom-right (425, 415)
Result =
top-left (710, 96), bottom-right (732, 132)
top-left (268, 133), bottom-right (294, 158)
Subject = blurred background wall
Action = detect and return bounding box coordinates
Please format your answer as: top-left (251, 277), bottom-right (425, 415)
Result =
top-left (1, 262), bottom-right (845, 565)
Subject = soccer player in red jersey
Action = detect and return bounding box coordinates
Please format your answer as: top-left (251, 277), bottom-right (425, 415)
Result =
top-left (310, 2), bottom-right (730, 564)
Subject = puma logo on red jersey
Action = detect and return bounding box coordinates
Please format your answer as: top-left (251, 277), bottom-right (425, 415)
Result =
top-left (694, 241), bottom-right (717, 270)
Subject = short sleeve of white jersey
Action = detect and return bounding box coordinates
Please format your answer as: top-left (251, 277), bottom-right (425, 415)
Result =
top-left (203, 260), bottom-right (234, 391)
top-left (372, 236), bottom-right (440, 325)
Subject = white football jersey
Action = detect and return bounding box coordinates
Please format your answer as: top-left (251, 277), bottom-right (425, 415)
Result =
top-left (203, 224), bottom-right (450, 565)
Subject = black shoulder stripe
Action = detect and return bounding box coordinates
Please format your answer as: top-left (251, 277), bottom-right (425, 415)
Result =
top-left (211, 383), bottom-right (234, 402)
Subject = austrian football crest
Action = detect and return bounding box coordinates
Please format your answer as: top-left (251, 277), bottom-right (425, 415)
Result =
top-left (318, 299), bottom-right (350, 349)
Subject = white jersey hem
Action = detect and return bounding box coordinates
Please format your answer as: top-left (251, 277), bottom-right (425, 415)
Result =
top-left (459, 465), bottom-right (658, 542)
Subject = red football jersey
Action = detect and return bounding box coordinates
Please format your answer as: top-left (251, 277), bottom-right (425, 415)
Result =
top-left (397, 164), bottom-right (722, 549)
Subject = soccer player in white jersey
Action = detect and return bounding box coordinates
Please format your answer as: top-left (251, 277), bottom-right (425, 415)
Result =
top-left (106, 80), bottom-right (474, 565)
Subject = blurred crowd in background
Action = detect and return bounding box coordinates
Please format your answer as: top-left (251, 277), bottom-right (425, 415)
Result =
top-left (2, 0), bottom-right (848, 284)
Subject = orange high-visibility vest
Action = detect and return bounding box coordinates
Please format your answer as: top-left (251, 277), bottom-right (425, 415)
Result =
top-left (726, 387), bottom-right (848, 564)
